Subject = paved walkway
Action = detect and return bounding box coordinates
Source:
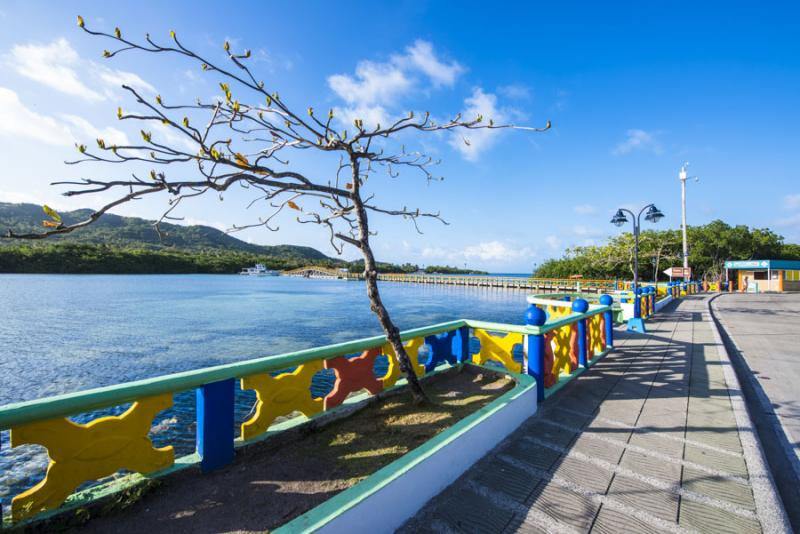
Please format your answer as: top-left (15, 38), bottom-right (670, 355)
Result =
top-left (400, 295), bottom-right (786, 534)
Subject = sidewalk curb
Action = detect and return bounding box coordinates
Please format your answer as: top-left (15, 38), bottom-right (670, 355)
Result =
top-left (705, 294), bottom-right (791, 534)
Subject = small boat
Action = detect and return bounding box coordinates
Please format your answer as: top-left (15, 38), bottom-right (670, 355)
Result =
top-left (239, 263), bottom-right (279, 276)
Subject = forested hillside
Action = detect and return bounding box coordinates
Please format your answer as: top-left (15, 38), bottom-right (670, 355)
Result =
top-left (0, 202), bottom-right (330, 260)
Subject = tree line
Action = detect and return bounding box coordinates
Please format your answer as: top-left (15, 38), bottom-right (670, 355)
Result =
top-left (533, 220), bottom-right (800, 281)
top-left (0, 243), bottom-right (487, 275)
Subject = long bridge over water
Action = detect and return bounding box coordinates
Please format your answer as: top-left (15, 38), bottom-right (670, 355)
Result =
top-left (282, 266), bottom-right (619, 292)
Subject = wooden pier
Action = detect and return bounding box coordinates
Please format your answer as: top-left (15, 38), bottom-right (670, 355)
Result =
top-left (282, 267), bottom-right (616, 292)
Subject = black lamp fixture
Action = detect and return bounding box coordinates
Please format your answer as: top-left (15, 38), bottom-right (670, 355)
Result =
top-left (644, 205), bottom-right (665, 223)
top-left (610, 209), bottom-right (628, 227)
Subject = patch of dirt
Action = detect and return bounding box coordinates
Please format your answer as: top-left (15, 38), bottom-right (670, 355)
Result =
top-left (63, 366), bottom-right (513, 533)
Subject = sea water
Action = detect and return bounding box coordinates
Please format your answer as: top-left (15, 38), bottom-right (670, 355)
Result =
top-left (0, 274), bottom-right (530, 505)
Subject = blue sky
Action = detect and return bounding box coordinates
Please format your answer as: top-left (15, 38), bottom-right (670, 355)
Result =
top-left (1, 1), bottom-right (798, 272)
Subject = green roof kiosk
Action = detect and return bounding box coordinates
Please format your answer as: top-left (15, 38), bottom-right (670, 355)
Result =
top-left (724, 259), bottom-right (800, 292)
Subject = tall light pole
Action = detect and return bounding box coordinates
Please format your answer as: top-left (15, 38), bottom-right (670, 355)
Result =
top-left (679, 163), bottom-right (699, 280)
top-left (611, 204), bottom-right (665, 332)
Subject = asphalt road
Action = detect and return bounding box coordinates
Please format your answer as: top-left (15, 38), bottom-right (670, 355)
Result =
top-left (712, 292), bottom-right (800, 529)
top-left (713, 293), bottom-right (800, 452)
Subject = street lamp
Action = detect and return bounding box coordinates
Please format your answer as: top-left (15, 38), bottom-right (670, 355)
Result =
top-left (679, 163), bottom-right (699, 280)
top-left (610, 203), bottom-right (664, 332)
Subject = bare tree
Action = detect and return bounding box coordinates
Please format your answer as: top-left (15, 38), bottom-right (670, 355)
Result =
top-left (5, 18), bottom-right (549, 402)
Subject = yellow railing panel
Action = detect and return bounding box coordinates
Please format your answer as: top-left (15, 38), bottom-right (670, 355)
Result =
top-left (10, 393), bottom-right (174, 521)
top-left (240, 361), bottom-right (323, 441)
top-left (472, 329), bottom-right (523, 373)
top-left (381, 338), bottom-right (426, 388)
top-left (588, 314), bottom-right (605, 356)
top-left (549, 324), bottom-right (577, 378)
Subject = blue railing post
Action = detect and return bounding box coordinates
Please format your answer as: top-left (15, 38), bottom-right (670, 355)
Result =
top-left (649, 287), bottom-right (656, 314)
top-left (524, 305), bottom-right (547, 402)
top-left (456, 325), bottom-right (471, 363)
top-left (572, 299), bottom-right (589, 367)
top-left (599, 294), bottom-right (614, 348)
top-left (197, 378), bottom-right (235, 472)
top-left (628, 287), bottom-right (646, 333)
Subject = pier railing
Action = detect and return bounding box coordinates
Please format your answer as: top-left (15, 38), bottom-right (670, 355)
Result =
top-left (281, 267), bottom-right (618, 292)
top-left (0, 299), bottom-right (614, 526)
top-left (377, 274), bottom-right (618, 292)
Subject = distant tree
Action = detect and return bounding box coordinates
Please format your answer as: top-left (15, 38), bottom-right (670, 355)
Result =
top-left (533, 221), bottom-right (793, 282)
top-left (3, 18), bottom-right (549, 402)
top-left (639, 229), bottom-right (681, 283)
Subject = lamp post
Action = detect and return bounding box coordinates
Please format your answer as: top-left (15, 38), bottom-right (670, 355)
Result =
top-left (610, 203), bottom-right (665, 333)
top-left (679, 163), bottom-right (699, 281)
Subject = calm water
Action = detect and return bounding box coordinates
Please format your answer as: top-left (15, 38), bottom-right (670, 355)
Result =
top-left (0, 274), bottom-right (530, 504)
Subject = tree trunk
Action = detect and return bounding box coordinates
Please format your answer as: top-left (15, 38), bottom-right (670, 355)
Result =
top-left (349, 157), bottom-right (429, 404)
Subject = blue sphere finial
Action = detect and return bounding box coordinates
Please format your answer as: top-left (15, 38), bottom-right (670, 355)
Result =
top-left (572, 298), bottom-right (589, 313)
top-left (599, 294), bottom-right (613, 305)
top-left (524, 304), bottom-right (546, 326)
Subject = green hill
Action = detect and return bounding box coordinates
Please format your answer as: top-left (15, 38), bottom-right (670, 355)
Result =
top-left (0, 202), bottom-right (331, 261)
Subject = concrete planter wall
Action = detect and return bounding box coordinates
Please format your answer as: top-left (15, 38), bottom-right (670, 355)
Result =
top-left (277, 367), bottom-right (537, 533)
top-left (655, 295), bottom-right (673, 312)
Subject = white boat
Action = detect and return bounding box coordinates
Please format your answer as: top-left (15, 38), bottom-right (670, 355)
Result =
top-left (239, 263), bottom-right (279, 276)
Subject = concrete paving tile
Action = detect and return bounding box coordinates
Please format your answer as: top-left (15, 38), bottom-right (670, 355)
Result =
top-left (437, 487), bottom-right (517, 534)
top-left (678, 497), bottom-right (762, 534)
top-left (681, 466), bottom-right (756, 510)
top-left (606, 474), bottom-right (679, 522)
top-left (591, 505), bottom-right (673, 534)
top-left (619, 449), bottom-right (682, 482)
top-left (474, 459), bottom-right (545, 504)
top-left (527, 480), bottom-right (600, 531)
top-left (553, 454), bottom-right (615, 494)
top-left (504, 440), bottom-right (564, 472)
top-left (684, 446), bottom-right (748, 478)
top-left (570, 433), bottom-right (626, 465)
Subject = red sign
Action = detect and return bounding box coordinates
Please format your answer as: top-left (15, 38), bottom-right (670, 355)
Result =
top-left (663, 267), bottom-right (692, 278)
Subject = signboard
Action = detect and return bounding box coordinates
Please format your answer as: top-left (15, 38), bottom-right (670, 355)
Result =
top-left (663, 266), bottom-right (692, 278)
top-left (724, 260), bottom-right (769, 269)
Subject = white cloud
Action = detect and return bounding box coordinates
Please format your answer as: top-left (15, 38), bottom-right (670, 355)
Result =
top-left (448, 88), bottom-right (507, 161)
top-left (60, 114), bottom-right (129, 146)
top-left (777, 213), bottom-right (800, 227)
top-left (612, 129), bottom-right (663, 156)
top-left (463, 240), bottom-right (533, 261)
top-left (0, 190), bottom-right (39, 204)
top-left (418, 240), bottom-right (534, 265)
top-left (572, 225), bottom-right (605, 238)
top-left (783, 193), bottom-right (800, 210)
top-left (7, 38), bottom-right (155, 102)
top-left (329, 61), bottom-right (412, 106)
top-left (0, 87), bottom-right (129, 147)
top-left (332, 104), bottom-right (392, 133)
top-left (0, 87), bottom-right (72, 145)
top-left (328, 40), bottom-right (463, 129)
top-left (573, 204), bottom-right (596, 215)
top-left (498, 84), bottom-right (531, 100)
top-left (545, 235), bottom-right (562, 251)
top-left (9, 38), bottom-right (104, 101)
top-left (398, 40), bottom-right (463, 87)
top-left (95, 64), bottom-right (156, 95)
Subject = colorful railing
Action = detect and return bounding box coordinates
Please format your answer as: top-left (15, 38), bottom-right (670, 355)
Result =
top-left (0, 301), bottom-right (612, 526)
top-left (522, 296), bottom-right (614, 399)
